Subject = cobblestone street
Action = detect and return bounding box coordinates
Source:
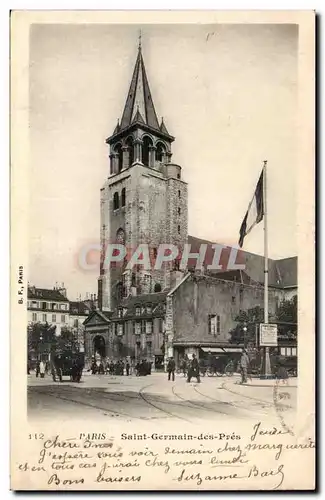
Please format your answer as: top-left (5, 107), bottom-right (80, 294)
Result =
top-left (28, 371), bottom-right (297, 425)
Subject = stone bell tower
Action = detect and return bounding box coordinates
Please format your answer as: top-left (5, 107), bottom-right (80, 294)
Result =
top-left (98, 40), bottom-right (188, 312)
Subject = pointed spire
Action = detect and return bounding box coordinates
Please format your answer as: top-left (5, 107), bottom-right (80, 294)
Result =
top-left (160, 117), bottom-right (169, 135)
top-left (119, 41), bottom-right (160, 132)
top-left (132, 106), bottom-right (145, 125)
top-left (113, 118), bottom-right (120, 135)
top-left (138, 29), bottom-right (142, 51)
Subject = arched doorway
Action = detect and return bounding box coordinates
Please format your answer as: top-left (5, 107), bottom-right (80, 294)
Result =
top-left (93, 335), bottom-right (106, 358)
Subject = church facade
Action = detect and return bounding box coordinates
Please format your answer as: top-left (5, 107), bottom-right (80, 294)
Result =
top-left (84, 42), bottom-right (297, 368)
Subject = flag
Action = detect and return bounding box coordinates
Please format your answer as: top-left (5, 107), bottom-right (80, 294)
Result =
top-left (239, 170), bottom-right (264, 247)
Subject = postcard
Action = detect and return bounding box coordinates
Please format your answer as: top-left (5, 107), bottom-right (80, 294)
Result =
top-left (10, 10), bottom-right (315, 490)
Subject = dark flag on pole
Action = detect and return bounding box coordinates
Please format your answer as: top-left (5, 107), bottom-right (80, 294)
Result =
top-left (238, 169), bottom-right (264, 248)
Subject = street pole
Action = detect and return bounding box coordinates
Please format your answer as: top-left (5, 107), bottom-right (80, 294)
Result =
top-left (261, 160), bottom-right (272, 379)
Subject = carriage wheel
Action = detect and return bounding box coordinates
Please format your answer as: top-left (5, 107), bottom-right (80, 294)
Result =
top-left (225, 362), bottom-right (234, 377)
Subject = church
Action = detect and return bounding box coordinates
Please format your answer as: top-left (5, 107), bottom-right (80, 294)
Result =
top-left (83, 41), bottom-right (297, 369)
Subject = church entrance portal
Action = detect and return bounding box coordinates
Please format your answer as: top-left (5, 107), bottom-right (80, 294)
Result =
top-left (93, 335), bottom-right (106, 358)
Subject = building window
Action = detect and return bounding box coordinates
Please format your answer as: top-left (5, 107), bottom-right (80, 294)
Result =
top-left (177, 225), bottom-right (181, 234)
top-left (123, 307), bottom-right (128, 317)
top-left (134, 321), bottom-right (141, 335)
top-left (52, 314), bottom-right (56, 323)
top-left (32, 313), bottom-right (37, 321)
top-left (232, 296), bottom-right (236, 304)
top-left (60, 304), bottom-right (65, 310)
top-left (177, 173), bottom-right (181, 179)
top-left (135, 306), bottom-right (141, 316)
top-left (146, 320), bottom-right (153, 334)
top-left (117, 323), bottom-right (124, 336)
top-left (42, 302), bottom-right (46, 310)
top-left (74, 319), bottom-right (79, 327)
top-left (118, 308), bottom-right (123, 318)
top-left (143, 274), bottom-right (152, 292)
top-left (156, 142), bottom-right (165, 163)
top-left (158, 318), bottom-right (164, 332)
top-left (52, 303), bottom-right (57, 310)
top-left (154, 283), bottom-right (162, 293)
top-left (178, 190), bottom-right (181, 198)
top-left (146, 341), bottom-right (152, 357)
top-left (141, 306), bottom-right (146, 315)
top-left (121, 188), bottom-right (126, 207)
top-left (42, 314), bottom-right (47, 322)
top-left (61, 315), bottom-right (66, 323)
top-left (113, 192), bottom-right (119, 210)
top-left (208, 314), bottom-right (221, 335)
top-left (178, 207), bottom-right (181, 216)
top-left (146, 304), bottom-right (152, 315)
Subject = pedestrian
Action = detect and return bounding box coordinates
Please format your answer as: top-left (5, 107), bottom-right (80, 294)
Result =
top-left (39, 360), bottom-right (45, 379)
top-left (180, 358), bottom-right (187, 377)
top-left (240, 348), bottom-right (250, 384)
top-left (126, 360), bottom-right (130, 376)
top-left (187, 354), bottom-right (200, 383)
top-left (167, 357), bottom-right (176, 381)
top-left (35, 360), bottom-right (40, 378)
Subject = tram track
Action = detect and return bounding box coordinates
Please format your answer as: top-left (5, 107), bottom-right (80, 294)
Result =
top-left (220, 382), bottom-right (293, 410)
top-left (138, 385), bottom-right (193, 423)
top-left (171, 385), bottom-right (230, 416)
top-left (29, 386), bottom-right (146, 420)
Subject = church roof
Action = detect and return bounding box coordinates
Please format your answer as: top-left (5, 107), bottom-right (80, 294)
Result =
top-left (187, 235), bottom-right (297, 289)
top-left (118, 46), bottom-right (168, 135)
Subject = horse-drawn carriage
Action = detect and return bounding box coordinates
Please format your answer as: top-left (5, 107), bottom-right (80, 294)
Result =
top-left (51, 349), bottom-right (84, 382)
top-left (199, 347), bottom-right (243, 377)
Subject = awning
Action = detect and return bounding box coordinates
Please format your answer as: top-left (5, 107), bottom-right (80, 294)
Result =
top-left (201, 347), bottom-right (243, 353)
top-left (201, 347), bottom-right (225, 353)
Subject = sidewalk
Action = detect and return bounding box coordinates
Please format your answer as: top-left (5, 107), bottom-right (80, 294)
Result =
top-left (234, 376), bottom-right (298, 388)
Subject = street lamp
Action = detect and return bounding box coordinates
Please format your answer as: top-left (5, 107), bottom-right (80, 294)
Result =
top-left (243, 323), bottom-right (248, 347)
top-left (39, 333), bottom-right (43, 361)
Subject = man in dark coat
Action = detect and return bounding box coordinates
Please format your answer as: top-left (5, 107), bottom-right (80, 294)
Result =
top-left (167, 357), bottom-right (176, 381)
top-left (187, 354), bottom-right (200, 383)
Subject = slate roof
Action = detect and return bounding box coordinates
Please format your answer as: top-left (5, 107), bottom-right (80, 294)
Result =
top-left (69, 301), bottom-right (91, 316)
top-left (111, 291), bottom-right (167, 320)
top-left (28, 287), bottom-right (68, 302)
top-left (106, 46), bottom-right (173, 143)
top-left (187, 235), bottom-right (297, 289)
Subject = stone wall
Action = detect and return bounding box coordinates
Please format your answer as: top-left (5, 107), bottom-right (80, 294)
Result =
top-left (171, 274), bottom-right (280, 345)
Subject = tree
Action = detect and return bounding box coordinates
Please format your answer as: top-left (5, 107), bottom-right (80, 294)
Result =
top-left (275, 295), bottom-right (297, 338)
top-left (27, 322), bottom-right (56, 358)
top-left (56, 326), bottom-right (80, 352)
top-left (229, 306), bottom-right (265, 345)
top-left (229, 295), bottom-right (298, 345)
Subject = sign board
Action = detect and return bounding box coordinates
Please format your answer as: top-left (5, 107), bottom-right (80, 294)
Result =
top-left (259, 323), bottom-right (278, 347)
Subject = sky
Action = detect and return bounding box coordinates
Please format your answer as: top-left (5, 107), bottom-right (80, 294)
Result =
top-left (29, 23), bottom-right (298, 300)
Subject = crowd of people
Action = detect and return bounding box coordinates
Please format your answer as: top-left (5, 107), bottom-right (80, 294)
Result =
top-left (89, 357), bottom-right (153, 377)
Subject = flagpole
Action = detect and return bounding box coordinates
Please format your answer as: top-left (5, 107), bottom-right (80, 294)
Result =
top-left (262, 159), bottom-right (272, 378)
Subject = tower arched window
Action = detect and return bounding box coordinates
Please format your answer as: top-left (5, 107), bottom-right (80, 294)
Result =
top-left (116, 228), bottom-right (125, 245)
top-left (126, 136), bottom-right (134, 168)
top-left (142, 136), bottom-right (153, 167)
top-left (114, 144), bottom-right (123, 173)
top-left (156, 142), bottom-right (166, 163)
top-left (121, 188), bottom-right (126, 207)
top-left (113, 192), bottom-right (119, 210)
